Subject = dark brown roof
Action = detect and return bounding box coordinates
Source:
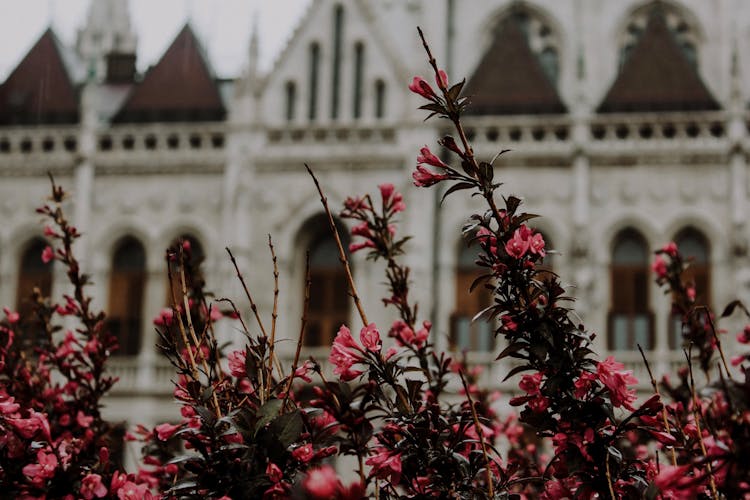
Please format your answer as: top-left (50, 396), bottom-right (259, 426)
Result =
top-left (0, 29), bottom-right (79, 125)
top-left (113, 25), bottom-right (225, 123)
top-left (463, 17), bottom-right (566, 115)
top-left (598, 11), bottom-right (719, 113)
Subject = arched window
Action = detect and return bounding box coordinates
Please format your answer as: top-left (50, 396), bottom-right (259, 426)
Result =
top-left (166, 234), bottom-right (205, 306)
top-left (331, 5), bottom-right (344, 120)
top-left (16, 238), bottom-right (54, 347)
top-left (107, 237), bottom-right (146, 356)
top-left (500, 7), bottom-right (561, 84)
top-left (352, 42), bottom-right (365, 119)
top-left (304, 215), bottom-right (350, 347)
top-left (308, 43), bottom-right (320, 121)
top-left (374, 79), bottom-right (386, 119)
top-left (609, 229), bottom-right (653, 350)
top-left (670, 228), bottom-right (710, 349)
top-left (285, 81), bottom-right (296, 122)
top-left (451, 241), bottom-right (493, 351)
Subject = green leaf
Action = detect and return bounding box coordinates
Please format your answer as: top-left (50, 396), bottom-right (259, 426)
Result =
top-left (254, 399), bottom-right (283, 436)
top-left (269, 410), bottom-right (303, 448)
top-left (502, 364), bottom-right (533, 382)
top-left (495, 342), bottom-right (527, 361)
top-left (441, 182), bottom-right (475, 204)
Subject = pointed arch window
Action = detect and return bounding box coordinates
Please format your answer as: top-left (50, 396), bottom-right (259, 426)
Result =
top-left (305, 216), bottom-right (350, 347)
top-left (608, 229), bottom-right (653, 350)
top-left (285, 81), bottom-right (297, 121)
top-left (353, 42), bottom-right (365, 119)
top-left (331, 5), bottom-right (344, 120)
top-left (669, 228), bottom-right (710, 349)
top-left (107, 237), bottom-right (146, 356)
top-left (451, 242), bottom-right (493, 351)
top-left (374, 80), bottom-right (386, 119)
top-left (166, 234), bottom-right (205, 306)
top-left (504, 8), bottom-right (561, 84)
top-left (308, 43), bottom-right (320, 121)
top-left (16, 238), bottom-right (53, 347)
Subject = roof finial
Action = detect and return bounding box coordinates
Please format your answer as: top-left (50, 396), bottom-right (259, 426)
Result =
top-left (248, 10), bottom-right (260, 77)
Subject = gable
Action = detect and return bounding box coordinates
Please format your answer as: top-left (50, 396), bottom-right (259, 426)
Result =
top-left (113, 25), bottom-right (226, 123)
top-left (260, 0), bottom-right (408, 125)
top-left (598, 10), bottom-right (719, 113)
top-left (463, 17), bottom-right (566, 116)
top-left (0, 29), bottom-right (79, 125)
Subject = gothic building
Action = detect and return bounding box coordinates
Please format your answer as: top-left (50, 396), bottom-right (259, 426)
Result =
top-left (1, 0), bottom-right (749, 436)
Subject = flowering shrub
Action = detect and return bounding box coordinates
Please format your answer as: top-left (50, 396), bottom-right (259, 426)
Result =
top-left (5, 29), bottom-right (750, 500)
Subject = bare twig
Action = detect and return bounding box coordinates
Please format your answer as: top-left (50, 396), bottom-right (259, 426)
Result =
top-left (699, 305), bottom-right (732, 379)
top-left (638, 344), bottom-right (677, 466)
top-left (226, 247), bottom-right (268, 338)
top-left (684, 348), bottom-right (718, 500)
top-left (282, 252), bottom-right (311, 413)
top-left (458, 369), bottom-right (494, 498)
top-left (605, 454), bottom-right (616, 500)
top-left (305, 164), bottom-right (369, 326)
top-left (268, 235), bottom-right (283, 388)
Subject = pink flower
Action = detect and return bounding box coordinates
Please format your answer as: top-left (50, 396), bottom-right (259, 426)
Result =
top-left (81, 473), bottom-right (108, 499)
top-left (379, 183), bottom-right (395, 203)
top-left (436, 69), bottom-right (448, 88)
top-left (505, 229), bottom-right (530, 259)
top-left (330, 326), bottom-right (364, 380)
top-left (43, 225), bottom-right (58, 238)
top-left (23, 449), bottom-right (58, 486)
top-left (41, 245), bottom-right (55, 264)
top-left (343, 196), bottom-right (370, 212)
top-left (417, 146), bottom-right (448, 169)
top-left (351, 222), bottom-right (373, 239)
top-left (528, 232), bottom-right (546, 257)
top-left (228, 350), bottom-right (247, 377)
top-left (303, 465), bottom-right (340, 499)
top-left (292, 443), bottom-right (314, 463)
top-left (662, 241), bottom-right (678, 257)
top-left (348, 240), bottom-right (375, 253)
top-left (366, 448), bottom-right (402, 484)
top-left (294, 360), bottom-right (314, 383)
top-left (413, 165), bottom-right (449, 187)
top-left (518, 372), bottom-right (543, 395)
top-left (597, 356), bottom-right (638, 410)
top-left (408, 76), bottom-right (438, 100)
top-left (266, 462), bottom-right (283, 483)
top-left (2, 307), bottom-right (19, 324)
top-left (652, 256), bottom-right (668, 278)
top-left (0, 396), bottom-right (19, 415)
top-left (574, 371), bottom-right (597, 399)
top-left (76, 410), bottom-right (93, 428)
top-left (686, 287), bottom-right (696, 301)
top-left (359, 323), bottom-right (381, 352)
top-left (153, 308), bottom-right (173, 327)
top-left (155, 422), bottom-right (180, 441)
top-left (116, 481), bottom-right (152, 500)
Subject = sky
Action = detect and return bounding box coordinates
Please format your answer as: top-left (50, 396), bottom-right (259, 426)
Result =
top-left (0, 0), bottom-right (312, 80)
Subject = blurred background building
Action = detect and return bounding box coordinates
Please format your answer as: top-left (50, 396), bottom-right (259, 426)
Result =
top-left (1, 0), bottom-right (748, 442)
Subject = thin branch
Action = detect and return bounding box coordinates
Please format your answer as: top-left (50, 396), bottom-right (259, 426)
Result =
top-left (458, 369), bottom-right (494, 498)
top-left (305, 164), bottom-right (369, 326)
top-left (699, 305), bottom-right (732, 379)
top-left (283, 252), bottom-right (311, 413)
top-left (684, 348), bottom-right (719, 500)
top-left (268, 235), bottom-right (284, 386)
top-left (638, 344), bottom-right (677, 467)
top-left (605, 454), bottom-right (616, 500)
top-left (226, 247), bottom-right (268, 338)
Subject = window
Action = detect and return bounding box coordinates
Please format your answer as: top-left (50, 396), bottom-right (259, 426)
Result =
top-left (107, 237), bottom-right (146, 356)
top-left (619, 6), bottom-right (700, 69)
top-left (501, 7), bottom-right (561, 84)
top-left (16, 238), bottom-right (54, 348)
top-left (331, 5), bottom-right (344, 120)
top-left (308, 43), bottom-right (320, 121)
top-left (285, 81), bottom-right (296, 121)
top-left (451, 242), bottom-right (493, 351)
top-left (608, 229), bottom-right (653, 350)
top-left (304, 216), bottom-right (350, 347)
top-left (669, 228), bottom-right (710, 349)
top-left (166, 235), bottom-right (205, 306)
top-left (374, 80), bottom-right (386, 119)
top-left (353, 42), bottom-right (364, 119)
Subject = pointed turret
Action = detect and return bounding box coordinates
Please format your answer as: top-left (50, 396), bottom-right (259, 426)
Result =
top-left (0, 29), bottom-right (79, 125)
top-left (76, 0), bottom-right (137, 83)
top-left (598, 10), bottom-right (719, 113)
top-left (112, 24), bottom-right (225, 123)
top-left (463, 16), bottom-right (566, 115)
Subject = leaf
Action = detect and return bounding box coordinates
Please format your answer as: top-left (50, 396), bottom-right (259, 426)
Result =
top-left (478, 161), bottom-right (494, 183)
top-left (440, 182), bottom-right (475, 204)
top-left (607, 446), bottom-right (623, 463)
top-left (447, 79), bottom-right (466, 101)
top-left (495, 342), bottom-right (527, 361)
top-left (502, 364), bottom-right (533, 382)
top-left (254, 399), bottom-right (283, 436)
top-left (269, 410), bottom-right (303, 448)
top-left (721, 299), bottom-right (749, 318)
